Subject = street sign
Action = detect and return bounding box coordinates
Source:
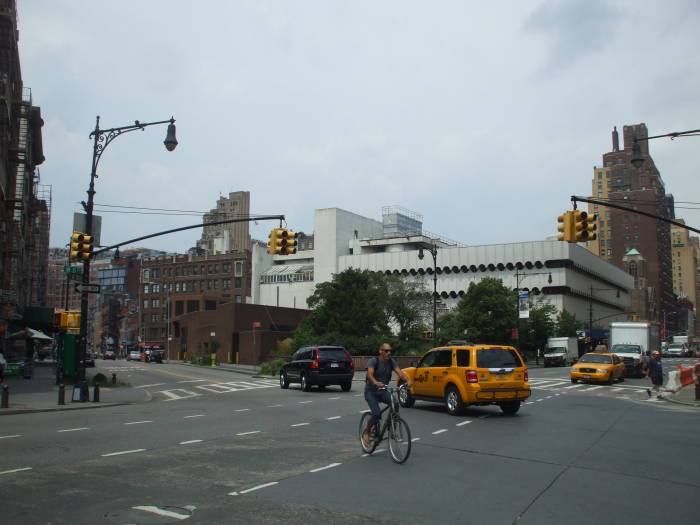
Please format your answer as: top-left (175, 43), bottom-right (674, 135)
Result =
top-left (74, 283), bottom-right (101, 294)
top-left (63, 265), bottom-right (84, 275)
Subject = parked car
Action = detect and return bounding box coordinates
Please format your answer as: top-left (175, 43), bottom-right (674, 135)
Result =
top-left (103, 350), bottom-right (117, 360)
top-left (146, 350), bottom-right (163, 363)
top-left (280, 346), bottom-right (354, 391)
top-left (127, 350), bottom-right (142, 361)
top-left (666, 343), bottom-right (687, 358)
top-left (570, 353), bottom-right (625, 384)
top-left (397, 344), bottom-right (531, 416)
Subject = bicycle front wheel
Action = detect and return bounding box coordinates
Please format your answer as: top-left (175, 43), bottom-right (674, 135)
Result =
top-left (388, 415), bottom-right (411, 464)
top-left (359, 412), bottom-right (378, 454)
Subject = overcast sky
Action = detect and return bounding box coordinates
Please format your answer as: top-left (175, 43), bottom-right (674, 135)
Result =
top-left (18, 1), bottom-right (700, 253)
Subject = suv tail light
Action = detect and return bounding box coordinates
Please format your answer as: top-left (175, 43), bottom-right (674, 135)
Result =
top-left (344, 350), bottom-right (354, 369)
top-left (311, 350), bottom-right (319, 369)
top-left (466, 370), bottom-right (478, 383)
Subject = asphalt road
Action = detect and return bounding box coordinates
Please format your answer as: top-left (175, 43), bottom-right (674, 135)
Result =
top-left (1, 359), bottom-right (698, 524)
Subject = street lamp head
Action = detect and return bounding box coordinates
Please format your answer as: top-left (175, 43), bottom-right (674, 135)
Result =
top-left (418, 248), bottom-right (424, 260)
top-left (630, 139), bottom-right (644, 168)
top-left (163, 118), bottom-right (178, 152)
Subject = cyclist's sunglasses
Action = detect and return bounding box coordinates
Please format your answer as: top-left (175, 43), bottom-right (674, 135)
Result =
top-left (381, 348), bottom-right (392, 353)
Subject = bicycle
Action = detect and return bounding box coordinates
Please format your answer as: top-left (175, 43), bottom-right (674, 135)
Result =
top-left (359, 385), bottom-right (412, 464)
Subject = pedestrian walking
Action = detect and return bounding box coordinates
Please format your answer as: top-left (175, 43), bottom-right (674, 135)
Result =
top-left (646, 350), bottom-right (663, 399)
top-left (0, 350), bottom-right (7, 383)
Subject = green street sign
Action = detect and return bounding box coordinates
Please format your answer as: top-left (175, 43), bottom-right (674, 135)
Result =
top-left (63, 265), bottom-right (83, 275)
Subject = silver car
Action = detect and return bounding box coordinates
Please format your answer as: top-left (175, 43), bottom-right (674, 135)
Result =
top-left (666, 343), bottom-right (686, 357)
top-left (127, 350), bottom-right (142, 361)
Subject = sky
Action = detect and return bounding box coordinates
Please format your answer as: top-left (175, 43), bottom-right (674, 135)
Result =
top-left (17, 0), bottom-right (700, 253)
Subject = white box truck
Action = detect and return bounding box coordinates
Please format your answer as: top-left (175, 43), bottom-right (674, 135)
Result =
top-left (609, 322), bottom-right (660, 378)
top-left (544, 337), bottom-right (578, 367)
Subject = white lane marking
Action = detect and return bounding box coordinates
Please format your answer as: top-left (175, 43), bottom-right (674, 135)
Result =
top-left (580, 386), bottom-right (605, 391)
top-left (132, 506), bottom-right (190, 520)
top-left (326, 416), bottom-right (341, 420)
top-left (236, 431), bottom-right (261, 436)
top-left (564, 385), bottom-right (583, 389)
top-left (411, 438), bottom-right (421, 442)
top-left (525, 401), bottom-right (534, 404)
top-left (536, 399), bottom-right (544, 402)
top-left (456, 420), bottom-right (472, 427)
top-left (177, 379), bottom-right (206, 384)
top-left (230, 482), bottom-right (279, 495)
top-left (101, 449), bottom-right (146, 457)
top-left (0, 435), bottom-right (22, 439)
top-left (0, 467), bottom-right (32, 475)
top-left (610, 387), bottom-right (624, 392)
top-left (179, 440), bottom-right (203, 445)
top-left (299, 401), bottom-right (313, 404)
top-left (432, 429), bottom-right (448, 435)
top-left (124, 420), bottom-right (153, 425)
top-left (291, 423), bottom-right (309, 427)
top-left (234, 408), bottom-right (250, 412)
top-left (161, 389), bottom-right (201, 401)
top-left (555, 393), bottom-right (561, 396)
top-left (546, 396), bottom-right (553, 399)
top-left (267, 404), bottom-right (283, 408)
top-left (135, 383), bottom-right (166, 388)
top-left (310, 462), bottom-right (341, 473)
top-left (58, 427), bottom-right (89, 433)
top-left (184, 414), bottom-right (205, 419)
top-left (353, 394), bottom-right (361, 397)
top-left (328, 397), bottom-right (340, 400)
top-left (547, 381), bottom-right (571, 387)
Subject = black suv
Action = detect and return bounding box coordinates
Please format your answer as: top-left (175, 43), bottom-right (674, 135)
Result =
top-left (280, 346), bottom-right (354, 391)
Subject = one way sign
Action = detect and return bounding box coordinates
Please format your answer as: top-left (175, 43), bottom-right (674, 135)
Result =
top-left (75, 283), bottom-right (101, 294)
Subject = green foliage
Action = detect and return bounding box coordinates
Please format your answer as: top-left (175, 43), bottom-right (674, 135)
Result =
top-left (258, 358), bottom-right (286, 376)
top-left (385, 275), bottom-right (432, 340)
top-left (439, 278), bottom-right (516, 345)
top-left (519, 300), bottom-right (557, 351)
top-left (555, 310), bottom-right (583, 337)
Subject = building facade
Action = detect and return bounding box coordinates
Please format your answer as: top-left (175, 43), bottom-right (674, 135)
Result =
top-left (195, 191), bottom-right (251, 254)
top-left (588, 124), bottom-right (675, 327)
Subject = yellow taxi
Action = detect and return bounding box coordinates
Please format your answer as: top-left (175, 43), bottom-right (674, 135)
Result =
top-left (397, 343), bottom-right (530, 416)
top-left (570, 352), bottom-right (625, 384)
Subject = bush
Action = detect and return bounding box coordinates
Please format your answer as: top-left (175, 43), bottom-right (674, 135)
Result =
top-left (259, 358), bottom-right (286, 377)
top-left (91, 373), bottom-right (108, 386)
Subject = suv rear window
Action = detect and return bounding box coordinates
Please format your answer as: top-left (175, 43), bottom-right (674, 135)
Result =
top-left (318, 348), bottom-right (349, 361)
top-left (476, 348), bottom-right (522, 368)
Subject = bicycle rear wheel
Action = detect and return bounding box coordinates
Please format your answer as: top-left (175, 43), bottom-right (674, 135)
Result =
top-left (359, 412), bottom-right (378, 454)
top-left (388, 415), bottom-right (411, 464)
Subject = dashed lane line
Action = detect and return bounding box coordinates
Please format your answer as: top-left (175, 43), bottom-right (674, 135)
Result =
top-left (0, 435), bottom-right (22, 439)
top-left (432, 429), bottom-right (448, 435)
top-left (58, 427), bottom-right (89, 433)
top-left (456, 420), bottom-right (472, 426)
top-left (236, 431), bottom-right (261, 436)
top-left (291, 423), bottom-right (310, 427)
top-left (184, 415), bottom-right (206, 419)
top-left (310, 463), bottom-right (342, 473)
top-left (229, 482), bottom-right (279, 496)
top-left (124, 420), bottom-right (153, 425)
top-left (0, 467), bottom-right (32, 475)
top-left (234, 408), bottom-right (250, 412)
top-left (179, 440), bottom-right (203, 445)
top-left (299, 401), bottom-right (313, 404)
top-left (101, 449), bottom-right (146, 457)
top-left (326, 416), bottom-right (341, 420)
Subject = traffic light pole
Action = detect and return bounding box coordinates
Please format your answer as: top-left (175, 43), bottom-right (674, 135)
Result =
top-left (76, 116), bottom-right (177, 401)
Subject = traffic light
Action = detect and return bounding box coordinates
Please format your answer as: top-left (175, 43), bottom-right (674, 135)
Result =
top-left (557, 211), bottom-right (574, 242)
top-left (69, 231), bottom-right (93, 261)
top-left (573, 210), bottom-right (596, 243)
top-left (283, 230), bottom-right (297, 255)
top-left (267, 228), bottom-right (284, 255)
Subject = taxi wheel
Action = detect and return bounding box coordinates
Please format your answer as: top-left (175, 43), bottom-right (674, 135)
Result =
top-left (499, 401), bottom-right (521, 416)
top-left (606, 373), bottom-right (615, 385)
top-left (570, 378), bottom-right (578, 384)
top-left (445, 386), bottom-right (464, 416)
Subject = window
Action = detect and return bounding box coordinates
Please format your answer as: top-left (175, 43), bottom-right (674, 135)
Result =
top-left (235, 261), bottom-right (244, 277)
top-left (205, 300), bottom-right (217, 311)
top-left (151, 313), bottom-right (160, 322)
top-left (433, 350), bottom-right (452, 367)
top-left (223, 279), bottom-right (231, 289)
top-left (143, 269), bottom-right (150, 280)
top-left (418, 352), bottom-right (437, 368)
top-left (223, 263), bottom-right (232, 273)
top-left (456, 350), bottom-right (469, 367)
top-left (152, 284), bottom-right (160, 293)
top-left (144, 284), bottom-right (150, 294)
top-left (152, 299), bottom-right (161, 308)
top-left (143, 299), bottom-right (150, 309)
top-left (186, 300), bottom-right (199, 313)
top-left (175, 301), bottom-right (184, 315)
top-left (175, 282), bottom-right (181, 292)
top-left (235, 295), bottom-right (241, 303)
top-left (234, 277), bottom-right (242, 288)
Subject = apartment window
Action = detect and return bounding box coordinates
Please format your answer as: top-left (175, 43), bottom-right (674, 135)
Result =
top-left (151, 313), bottom-right (160, 322)
top-left (143, 299), bottom-right (150, 309)
top-left (235, 295), bottom-right (242, 303)
top-left (175, 282), bottom-right (181, 292)
top-left (143, 269), bottom-right (150, 280)
top-left (214, 264), bottom-right (219, 273)
top-left (186, 300), bottom-right (199, 313)
top-left (175, 301), bottom-right (184, 315)
top-left (235, 261), bottom-right (244, 276)
top-left (223, 279), bottom-right (231, 289)
top-left (205, 300), bottom-right (217, 311)
top-left (223, 263), bottom-right (232, 273)
top-left (152, 284), bottom-right (160, 293)
top-left (144, 284), bottom-right (150, 294)
top-left (149, 328), bottom-right (159, 339)
top-left (152, 299), bottom-right (161, 308)
top-left (607, 249), bottom-right (612, 255)
top-left (235, 277), bottom-right (242, 288)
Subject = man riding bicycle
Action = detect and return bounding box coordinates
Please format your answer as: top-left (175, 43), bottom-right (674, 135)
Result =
top-left (363, 343), bottom-right (413, 448)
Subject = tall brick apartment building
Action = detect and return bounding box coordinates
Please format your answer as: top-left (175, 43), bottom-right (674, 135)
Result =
top-left (589, 124), bottom-right (675, 329)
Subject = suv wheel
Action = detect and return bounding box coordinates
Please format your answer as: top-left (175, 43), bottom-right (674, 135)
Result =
top-left (341, 381), bottom-right (352, 392)
top-left (399, 384), bottom-right (415, 408)
top-left (301, 373), bottom-right (311, 392)
top-left (444, 385), bottom-right (464, 416)
top-left (500, 401), bottom-right (521, 415)
top-left (279, 371), bottom-right (289, 389)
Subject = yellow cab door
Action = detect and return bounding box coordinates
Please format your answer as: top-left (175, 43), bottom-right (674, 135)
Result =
top-left (413, 350), bottom-right (438, 397)
top-left (427, 349), bottom-right (453, 397)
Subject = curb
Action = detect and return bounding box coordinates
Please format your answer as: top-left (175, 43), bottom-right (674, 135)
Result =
top-left (0, 387), bottom-right (153, 416)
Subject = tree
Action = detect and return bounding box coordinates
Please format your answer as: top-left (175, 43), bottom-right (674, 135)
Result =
top-left (385, 275), bottom-right (432, 340)
top-left (519, 300), bottom-right (557, 352)
top-left (440, 278), bottom-right (515, 345)
top-left (555, 310), bottom-right (582, 337)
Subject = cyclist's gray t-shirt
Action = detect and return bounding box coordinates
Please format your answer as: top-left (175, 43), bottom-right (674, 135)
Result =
top-left (365, 357), bottom-right (397, 391)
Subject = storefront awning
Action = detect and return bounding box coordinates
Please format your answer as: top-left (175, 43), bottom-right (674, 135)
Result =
top-left (8, 328), bottom-right (54, 341)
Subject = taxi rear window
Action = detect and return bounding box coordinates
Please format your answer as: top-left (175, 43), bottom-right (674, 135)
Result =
top-left (476, 348), bottom-right (522, 368)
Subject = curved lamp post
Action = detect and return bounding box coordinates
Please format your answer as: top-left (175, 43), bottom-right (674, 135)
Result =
top-left (76, 116), bottom-right (177, 401)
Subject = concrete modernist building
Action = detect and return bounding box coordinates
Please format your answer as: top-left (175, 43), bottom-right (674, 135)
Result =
top-left (258, 207), bottom-right (634, 332)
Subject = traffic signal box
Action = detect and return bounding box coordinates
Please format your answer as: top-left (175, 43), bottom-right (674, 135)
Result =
top-left (557, 211), bottom-right (574, 242)
top-left (53, 310), bottom-right (81, 331)
top-left (267, 228), bottom-right (298, 255)
top-left (573, 210), bottom-right (597, 242)
top-left (69, 231), bottom-right (93, 261)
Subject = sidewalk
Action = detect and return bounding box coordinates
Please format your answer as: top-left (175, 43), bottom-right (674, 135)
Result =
top-left (0, 361), bottom-right (150, 416)
top-left (664, 384), bottom-right (700, 408)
